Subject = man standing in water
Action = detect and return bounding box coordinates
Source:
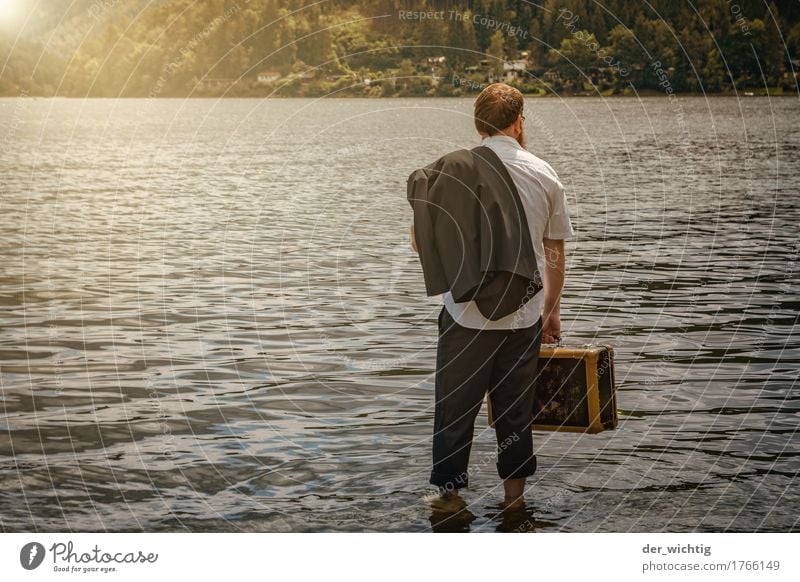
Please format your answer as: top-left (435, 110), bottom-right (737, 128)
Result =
top-left (409, 83), bottom-right (575, 509)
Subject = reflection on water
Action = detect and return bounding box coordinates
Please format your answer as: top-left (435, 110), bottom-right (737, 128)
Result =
top-left (0, 97), bottom-right (798, 532)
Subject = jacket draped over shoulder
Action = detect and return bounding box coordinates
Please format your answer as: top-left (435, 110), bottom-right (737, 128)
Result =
top-left (407, 146), bottom-right (541, 320)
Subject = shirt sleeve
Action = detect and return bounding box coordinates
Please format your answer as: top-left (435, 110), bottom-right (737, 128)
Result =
top-left (544, 179), bottom-right (576, 240)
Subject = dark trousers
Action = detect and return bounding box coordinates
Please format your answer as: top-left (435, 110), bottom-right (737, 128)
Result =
top-left (430, 305), bottom-right (542, 490)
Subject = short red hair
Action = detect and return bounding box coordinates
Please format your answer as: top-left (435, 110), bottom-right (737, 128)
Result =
top-left (474, 83), bottom-right (523, 135)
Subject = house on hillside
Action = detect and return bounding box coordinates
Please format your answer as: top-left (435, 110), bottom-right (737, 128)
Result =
top-left (256, 70), bottom-right (281, 84)
top-left (503, 59), bottom-right (528, 82)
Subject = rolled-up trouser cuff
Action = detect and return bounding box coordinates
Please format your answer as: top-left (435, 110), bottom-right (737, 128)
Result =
top-left (496, 455), bottom-right (537, 480)
top-left (430, 470), bottom-right (469, 491)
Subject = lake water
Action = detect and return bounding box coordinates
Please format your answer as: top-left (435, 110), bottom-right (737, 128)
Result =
top-left (0, 96), bottom-right (798, 532)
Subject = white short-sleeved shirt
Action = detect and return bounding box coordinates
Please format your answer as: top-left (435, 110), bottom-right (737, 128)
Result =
top-left (429, 135), bottom-right (575, 330)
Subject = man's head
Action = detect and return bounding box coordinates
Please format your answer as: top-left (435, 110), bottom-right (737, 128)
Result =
top-left (474, 83), bottom-right (526, 148)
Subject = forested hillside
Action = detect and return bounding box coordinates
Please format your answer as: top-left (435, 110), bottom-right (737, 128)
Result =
top-left (1, 0), bottom-right (798, 96)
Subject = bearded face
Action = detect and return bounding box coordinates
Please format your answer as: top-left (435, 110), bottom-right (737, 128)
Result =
top-left (516, 120), bottom-right (526, 149)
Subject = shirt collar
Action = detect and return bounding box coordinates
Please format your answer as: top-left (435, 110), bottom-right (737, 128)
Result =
top-left (480, 134), bottom-right (521, 149)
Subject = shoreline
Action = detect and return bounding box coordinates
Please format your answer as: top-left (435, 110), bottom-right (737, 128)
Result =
top-left (1, 91), bottom-right (796, 99)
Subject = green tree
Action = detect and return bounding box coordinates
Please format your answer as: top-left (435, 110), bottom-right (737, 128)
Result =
top-left (605, 24), bottom-right (642, 89)
top-left (721, 19), bottom-right (758, 87)
top-left (759, 2), bottom-right (786, 83)
top-left (447, 10), bottom-right (480, 67)
top-left (549, 30), bottom-right (600, 87)
top-left (702, 48), bottom-right (725, 91)
top-left (487, 30), bottom-right (506, 80)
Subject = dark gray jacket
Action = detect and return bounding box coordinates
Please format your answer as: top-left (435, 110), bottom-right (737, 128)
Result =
top-left (407, 145), bottom-right (542, 321)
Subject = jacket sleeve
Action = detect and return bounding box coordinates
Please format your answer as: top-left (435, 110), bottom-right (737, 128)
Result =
top-left (407, 168), bottom-right (448, 296)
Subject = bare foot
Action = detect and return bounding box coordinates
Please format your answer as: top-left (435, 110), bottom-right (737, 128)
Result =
top-left (430, 492), bottom-right (467, 514)
top-left (502, 477), bottom-right (526, 509)
top-left (500, 496), bottom-right (526, 511)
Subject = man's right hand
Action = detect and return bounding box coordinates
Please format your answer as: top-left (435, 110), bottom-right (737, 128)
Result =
top-left (542, 312), bottom-right (561, 344)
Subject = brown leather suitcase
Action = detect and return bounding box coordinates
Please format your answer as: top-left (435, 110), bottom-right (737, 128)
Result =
top-left (488, 344), bottom-right (618, 434)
